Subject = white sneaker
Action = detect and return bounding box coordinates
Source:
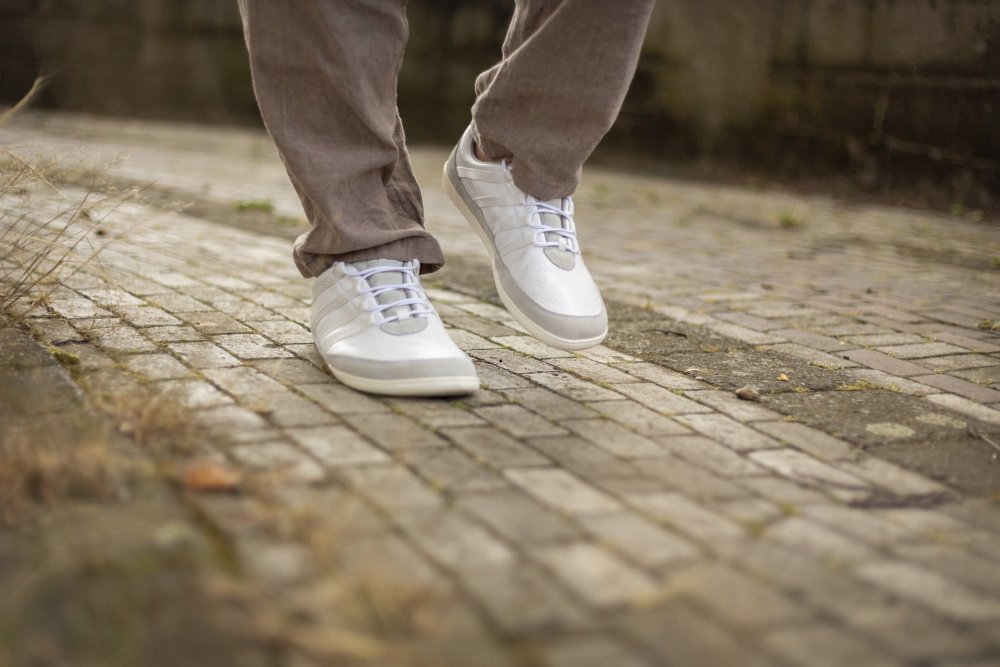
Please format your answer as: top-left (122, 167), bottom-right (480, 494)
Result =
top-left (442, 125), bottom-right (607, 351)
top-left (310, 259), bottom-right (479, 396)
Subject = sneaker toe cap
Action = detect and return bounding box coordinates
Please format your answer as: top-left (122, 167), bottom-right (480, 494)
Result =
top-left (328, 354), bottom-right (477, 383)
top-left (497, 269), bottom-right (608, 348)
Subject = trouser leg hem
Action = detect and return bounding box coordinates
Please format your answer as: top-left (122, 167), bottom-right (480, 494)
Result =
top-left (471, 123), bottom-right (579, 200)
top-left (294, 236), bottom-right (446, 278)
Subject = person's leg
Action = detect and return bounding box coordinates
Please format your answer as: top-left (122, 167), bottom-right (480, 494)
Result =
top-left (238, 0), bottom-right (444, 277)
top-left (472, 0), bottom-right (656, 200)
top-left (443, 0), bottom-right (654, 351)
top-left (239, 1), bottom-right (476, 396)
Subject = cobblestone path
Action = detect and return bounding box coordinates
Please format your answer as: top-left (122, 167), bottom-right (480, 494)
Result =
top-left (3, 113), bottom-right (1000, 666)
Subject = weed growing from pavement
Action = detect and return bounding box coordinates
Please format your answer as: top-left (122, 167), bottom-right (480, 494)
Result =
top-left (0, 380), bottom-right (207, 526)
top-left (86, 383), bottom-right (204, 459)
top-left (233, 198), bottom-right (274, 213)
top-left (45, 343), bottom-right (81, 366)
top-left (275, 215), bottom-right (307, 227)
top-left (777, 210), bottom-right (808, 229)
top-left (0, 79), bottom-right (133, 316)
top-left (0, 424), bottom-right (148, 526)
top-left (835, 381), bottom-right (878, 391)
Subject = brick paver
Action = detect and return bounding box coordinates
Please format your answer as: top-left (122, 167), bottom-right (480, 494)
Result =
top-left (4, 112), bottom-right (1000, 664)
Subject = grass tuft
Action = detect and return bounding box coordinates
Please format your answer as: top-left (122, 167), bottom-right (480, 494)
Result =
top-left (1, 78), bottom-right (133, 316)
top-left (0, 427), bottom-right (147, 526)
top-left (46, 344), bottom-right (80, 366)
top-left (94, 390), bottom-right (200, 456)
top-left (777, 211), bottom-right (808, 229)
top-left (233, 199), bottom-right (274, 214)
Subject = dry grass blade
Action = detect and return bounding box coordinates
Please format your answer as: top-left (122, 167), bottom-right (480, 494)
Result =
top-left (968, 426), bottom-right (1000, 454)
top-left (93, 389), bottom-right (200, 457)
top-left (0, 79), bottom-right (132, 314)
top-left (0, 147), bottom-right (64, 196)
top-left (0, 75), bottom-right (48, 127)
top-left (0, 430), bottom-right (147, 526)
top-left (0, 197), bottom-right (101, 312)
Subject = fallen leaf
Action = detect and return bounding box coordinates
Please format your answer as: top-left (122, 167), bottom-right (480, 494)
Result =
top-left (777, 373), bottom-right (790, 382)
top-left (182, 460), bottom-right (241, 492)
top-left (735, 386), bottom-right (761, 401)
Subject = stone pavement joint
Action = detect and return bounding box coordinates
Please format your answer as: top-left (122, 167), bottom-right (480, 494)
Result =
top-left (4, 112), bottom-right (1000, 665)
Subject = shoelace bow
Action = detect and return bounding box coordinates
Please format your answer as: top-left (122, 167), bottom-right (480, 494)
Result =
top-left (345, 264), bottom-right (435, 324)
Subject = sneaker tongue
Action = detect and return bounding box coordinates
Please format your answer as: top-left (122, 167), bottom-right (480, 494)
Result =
top-left (539, 197), bottom-right (573, 252)
top-left (353, 258), bottom-right (409, 314)
top-left (353, 259), bottom-right (406, 293)
top-left (351, 259), bottom-right (426, 334)
top-left (539, 197), bottom-right (576, 270)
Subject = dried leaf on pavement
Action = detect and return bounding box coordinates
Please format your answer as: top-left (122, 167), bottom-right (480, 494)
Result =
top-left (182, 460), bottom-right (242, 492)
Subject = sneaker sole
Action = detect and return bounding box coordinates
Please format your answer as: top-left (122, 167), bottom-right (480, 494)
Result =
top-left (327, 363), bottom-right (479, 397)
top-left (442, 165), bottom-right (607, 352)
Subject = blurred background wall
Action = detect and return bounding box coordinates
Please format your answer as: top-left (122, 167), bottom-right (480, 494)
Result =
top-left (1, 0), bottom-right (998, 202)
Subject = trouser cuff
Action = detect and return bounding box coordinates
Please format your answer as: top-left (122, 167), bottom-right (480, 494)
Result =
top-left (294, 235), bottom-right (446, 278)
top-left (472, 124), bottom-right (580, 201)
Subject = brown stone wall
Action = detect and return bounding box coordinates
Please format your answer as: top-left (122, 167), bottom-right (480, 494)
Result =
top-left (0, 0), bottom-right (257, 123)
top-left (616, 0), bottom-right (998, 165)
top-left (1, 0), bottom-right (996, 187)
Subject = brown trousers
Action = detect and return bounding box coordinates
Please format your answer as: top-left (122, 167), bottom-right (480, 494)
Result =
top-left (238, 1), bottom-right (654, 277)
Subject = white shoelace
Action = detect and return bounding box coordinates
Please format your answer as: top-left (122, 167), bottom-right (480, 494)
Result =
top-left (498, 159), bottom-right (580, 254)
top-left (345, 263), bottom-right (435, 324)
top-left (528, 197), bottom-right (580, 254)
